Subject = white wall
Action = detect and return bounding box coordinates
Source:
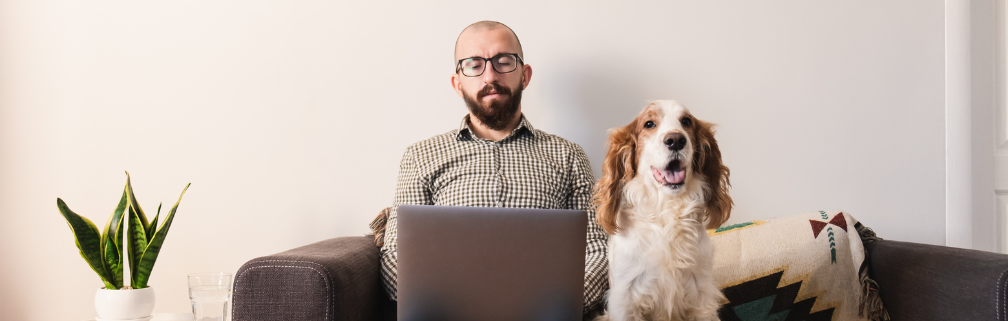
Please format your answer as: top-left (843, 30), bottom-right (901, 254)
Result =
top-left (0, 1), bottom-right (946, 320)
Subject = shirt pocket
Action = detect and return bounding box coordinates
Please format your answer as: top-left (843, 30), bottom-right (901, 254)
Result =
top-left (430, 150), bottom-right (500, 207)
top-left (502, 148), bottom-right (566, 208)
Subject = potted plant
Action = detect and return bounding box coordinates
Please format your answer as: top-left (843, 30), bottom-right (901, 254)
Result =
top-left (57, 172), bottom-right (189, 321)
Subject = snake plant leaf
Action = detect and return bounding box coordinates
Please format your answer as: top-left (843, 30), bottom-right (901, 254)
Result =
top-left (102, 218), bottom-right (123, 289)
top-left (125, 172), bottom-right (152, 288)
top-left (134, 183), bottom-right (189, 288)
top-left (100, 188), bottom-right (128, 289)
top-left (126, 202), bottom-right (149, 288)
top-left (57, 198), bottom-right (115, 289)
top-left (125, 172), bottom-right (150, 229)
top-left (146, 203), bottom-right (161, 242)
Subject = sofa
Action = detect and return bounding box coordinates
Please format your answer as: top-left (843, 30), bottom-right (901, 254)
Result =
top-left (230, 235), bottom-right (1008, 321)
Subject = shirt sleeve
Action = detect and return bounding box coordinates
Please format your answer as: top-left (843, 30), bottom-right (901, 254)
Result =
top-left (380, 145), bottom-right (432, 301)
top-left (567, 144), bottom-right (610, 312)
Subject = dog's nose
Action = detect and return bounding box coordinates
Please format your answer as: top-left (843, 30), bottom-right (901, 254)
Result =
top-left (664, 133), bottom-right (687, 151)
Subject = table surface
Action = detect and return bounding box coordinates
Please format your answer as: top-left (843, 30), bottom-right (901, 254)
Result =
top-left (86, 312), bottom-right (194, 321)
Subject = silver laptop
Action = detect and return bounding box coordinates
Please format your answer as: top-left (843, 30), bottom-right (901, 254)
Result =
top-left (396, 205), bottom-right (588, 321)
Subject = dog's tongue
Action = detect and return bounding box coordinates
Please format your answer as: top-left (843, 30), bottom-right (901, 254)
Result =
top-left (652, 167), bottom-right (686, 185)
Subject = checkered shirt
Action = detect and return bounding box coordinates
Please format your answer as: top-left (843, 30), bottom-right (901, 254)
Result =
top-left (379, 114), bottom-right (610, 312)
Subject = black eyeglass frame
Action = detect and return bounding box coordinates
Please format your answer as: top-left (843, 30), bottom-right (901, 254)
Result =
top-left (455, 53), bottom-right (525, 77)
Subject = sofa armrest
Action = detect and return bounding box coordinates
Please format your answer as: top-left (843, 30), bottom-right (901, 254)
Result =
top-left (867, 240), bottom-right (1008, 321)
top-left (232, 236), bottom-right (383, 321)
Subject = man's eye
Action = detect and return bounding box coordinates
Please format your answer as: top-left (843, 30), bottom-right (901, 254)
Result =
top-left (644, 121), bottom-right (655, 128)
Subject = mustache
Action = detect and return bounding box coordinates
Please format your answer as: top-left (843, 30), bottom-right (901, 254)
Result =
top-left (477, 83), bottom-right (511, 99)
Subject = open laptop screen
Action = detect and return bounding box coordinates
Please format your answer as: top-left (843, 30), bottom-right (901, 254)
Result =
top-left (396, 205), bottom-right (588, 321)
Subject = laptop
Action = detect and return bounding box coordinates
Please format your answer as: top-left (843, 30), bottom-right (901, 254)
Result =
top-left (396, 205), bottom-right (588, 321)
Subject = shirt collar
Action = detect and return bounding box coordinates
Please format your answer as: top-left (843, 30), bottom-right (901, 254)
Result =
top-left (457, 114), bottom-right (535, 141)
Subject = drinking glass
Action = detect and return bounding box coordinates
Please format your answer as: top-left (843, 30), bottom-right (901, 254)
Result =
top-left (188, 272), bottom-right (232, 321)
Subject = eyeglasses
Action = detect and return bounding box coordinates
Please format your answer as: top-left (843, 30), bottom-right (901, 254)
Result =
top-left (456, 53), bottom-right (524, 77)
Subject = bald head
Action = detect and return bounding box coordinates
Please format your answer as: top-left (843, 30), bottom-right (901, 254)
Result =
top-left (454, 21), bottom-right (524, 62)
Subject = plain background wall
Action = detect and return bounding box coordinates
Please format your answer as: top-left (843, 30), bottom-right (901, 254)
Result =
top-left (0, 1), bottom-right (946, 320)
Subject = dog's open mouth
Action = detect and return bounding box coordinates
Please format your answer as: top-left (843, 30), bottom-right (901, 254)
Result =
top-left (651, 160), bottom-right (686, 187)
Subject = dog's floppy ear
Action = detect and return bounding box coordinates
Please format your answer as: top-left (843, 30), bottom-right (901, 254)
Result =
top-left (693, 119), bottom-right (732, 229)
top-left (594, 121), bottom-right (637, 235)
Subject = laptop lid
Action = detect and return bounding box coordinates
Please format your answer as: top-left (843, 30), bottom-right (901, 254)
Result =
top-left (396, 205), bottom-right (588, 321)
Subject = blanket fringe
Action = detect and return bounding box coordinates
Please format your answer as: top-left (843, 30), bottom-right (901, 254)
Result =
top-left (855, 222), bottom-right (890, 321)
top-left (858, 264), bottom-right (890, 321)
top-left (369, 207), bottom-right (391, 247)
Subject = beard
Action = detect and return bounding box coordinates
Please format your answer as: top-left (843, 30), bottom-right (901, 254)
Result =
top-left (463, 82), bottom-right (523, 131)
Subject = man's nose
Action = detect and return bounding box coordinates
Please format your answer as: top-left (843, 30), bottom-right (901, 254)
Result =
top-left (481, 64), bottom-right (500, 82)
top-left (664, 133), bottom-right (687, 151)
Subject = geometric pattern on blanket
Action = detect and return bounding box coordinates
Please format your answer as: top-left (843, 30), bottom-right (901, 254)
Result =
top-left (709, 211), bottom-right (877, 321)
top-left (719, 268), bottom-right (835, 321)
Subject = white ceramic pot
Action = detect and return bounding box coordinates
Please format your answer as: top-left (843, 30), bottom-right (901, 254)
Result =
top-left (94, 287), bottom-right (156, 320)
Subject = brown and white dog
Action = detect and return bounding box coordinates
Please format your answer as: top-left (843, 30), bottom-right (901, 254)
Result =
top-left (593, 100), bottom-right (732, 321)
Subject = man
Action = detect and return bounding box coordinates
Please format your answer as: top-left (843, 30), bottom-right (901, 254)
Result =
top-left (379, 20), bottom-right (609, 314)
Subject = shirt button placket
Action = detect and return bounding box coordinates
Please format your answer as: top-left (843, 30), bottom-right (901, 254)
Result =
top-left (494, 142), bottom-right (503, 207)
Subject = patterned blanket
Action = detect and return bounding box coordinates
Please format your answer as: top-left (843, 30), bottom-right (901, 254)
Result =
top-left (709, 211), bottom-right (887, 321)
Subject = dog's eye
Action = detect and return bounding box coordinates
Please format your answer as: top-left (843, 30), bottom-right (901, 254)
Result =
top-left (643, 121), bottom-right (655, 128)
top-left (681, 117), bottom-right (692, 127)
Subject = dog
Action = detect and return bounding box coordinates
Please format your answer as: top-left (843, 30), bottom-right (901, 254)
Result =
top-left (593, 100), bottom-right (732, 321)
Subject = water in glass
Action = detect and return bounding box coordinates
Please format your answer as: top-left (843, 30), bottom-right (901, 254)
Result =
top-left (188, 272), bottom-right (232, 321)
top-left (190, 285), bottom-right (230, 321)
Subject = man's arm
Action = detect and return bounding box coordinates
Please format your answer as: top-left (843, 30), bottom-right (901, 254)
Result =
top-left (380, 145), bottom-right (432, 301)
top-left (568, 145), bottom-right (609, 312)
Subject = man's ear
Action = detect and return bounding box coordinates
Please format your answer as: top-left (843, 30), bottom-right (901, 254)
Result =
top-left (520, 64), bottom-right (532, 90)
top-left (593, 121), bottom-right (637, 235)
top-left (451, 73), bottom-right (464, 98)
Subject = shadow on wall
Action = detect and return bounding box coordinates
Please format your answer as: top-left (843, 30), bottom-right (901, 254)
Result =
top-left (545, 62), bottom-right (677, 179)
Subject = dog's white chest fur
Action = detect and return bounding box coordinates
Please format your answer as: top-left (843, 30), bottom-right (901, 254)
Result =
top-left (604, 180), bottom-right (723, 321)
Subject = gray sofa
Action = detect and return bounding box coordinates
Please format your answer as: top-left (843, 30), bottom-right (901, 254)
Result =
top-left (231, 235), bottom-right (1008, 321)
